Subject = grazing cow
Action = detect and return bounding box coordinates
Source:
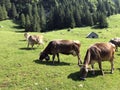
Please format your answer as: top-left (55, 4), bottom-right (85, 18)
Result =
top-left (24, 32), bottom-right (44, 48)
top-left (39, 40), bottom-right (82, 65)
top-left (80, 42), bottom-right (115, 80)
top-left (109, 37), bottom-right (120, 51)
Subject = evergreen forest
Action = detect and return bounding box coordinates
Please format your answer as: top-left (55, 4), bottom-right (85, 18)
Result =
top-left (0, 0), bottom-right (120, 32)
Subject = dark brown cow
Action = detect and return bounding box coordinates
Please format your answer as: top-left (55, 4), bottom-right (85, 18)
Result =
top-left (109, 37), bottom-right (120, 51)
top-left (80, 42), bottom-right (115, 80)
top-left (39, 40), bottom-right (82, 65)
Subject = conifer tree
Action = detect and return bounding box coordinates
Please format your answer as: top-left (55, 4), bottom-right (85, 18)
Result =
top-left (2, 4), bottom-right (8, 19)
top-left (70, 13), bottom-right (75, 28)
top-left (33, 3), bottom-right (39, 17)
top-left (74, 8), bottom-right (82, 27)
top-left (58, 6), bottom-right (66, 28)
top-left (5, 0), bottom-right (11, 11)
top-left (47, 7), bottom-right (54, 30)
top-left (85, 11), bottom-right (94, 26)
top-left (114, 0), bottom-right (120, 13)
top-left (25, 14), bottom-right (31, 32)
top-left (32, 13), bottom-right (41, 32)
top-left (64, 7), bottom-right (72, 28)
top-left (27, 3), bottom-right (33, 22)
top-left (11, 3), bottom-right (18, 19)
top-left (53, 7), bottom-right (61, 29)
top-left (97, 0), bottom-right (106, 14)
top-left (20, 13), bottom-right (25, 27)
top-left (98, 13), bottom-right (108, 28)
top-left (82, 5), bottom-right (94, 26)
top-left (92, 12), bottom-right (98, 25)
top-left (0, 5), bottom-right (4, 20)
top-left (39, 5), bottom-right (46, 32)
top-left (105, 1), bottom-right (111, 16)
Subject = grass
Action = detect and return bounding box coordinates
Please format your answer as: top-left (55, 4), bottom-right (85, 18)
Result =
top-left (0, 14), bottom-right (120, 90)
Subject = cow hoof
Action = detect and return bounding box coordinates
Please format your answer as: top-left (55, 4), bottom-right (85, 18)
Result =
top-left (80, 77), bottom-right (86, 81)
top-left (111, 71), bottom-right (114, 74)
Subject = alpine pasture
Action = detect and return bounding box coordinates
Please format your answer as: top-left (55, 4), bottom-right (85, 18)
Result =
top-left (0, 14), bottom-right (120, 90)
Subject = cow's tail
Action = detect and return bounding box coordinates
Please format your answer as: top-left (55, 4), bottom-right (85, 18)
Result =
top-left (84, 46), bottom-right (101, 64)
top-left (83, 49), bottom-right (91, 65)
top-left (73, 40), bottom-right (80, 47)
top-left (90, 46), bottom-right (101, 60)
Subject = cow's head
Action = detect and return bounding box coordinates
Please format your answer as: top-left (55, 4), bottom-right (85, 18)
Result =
top-left (79, 65), bottom-right (88, 80)
top-left (39, 52), bottom-right (50, 61)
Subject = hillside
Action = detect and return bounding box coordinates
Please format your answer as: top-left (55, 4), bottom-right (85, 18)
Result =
top-left (1, 0), bottom-right (120, 32)
top-left (0, 14), bottom-right (120, 90)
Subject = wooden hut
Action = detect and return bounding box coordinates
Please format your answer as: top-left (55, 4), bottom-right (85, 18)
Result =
top-left (86, 32), bottom-right (98, 38)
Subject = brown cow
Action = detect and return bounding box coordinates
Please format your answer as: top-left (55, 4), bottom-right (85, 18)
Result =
top-left (80, 42), bottom-right (115, 80)
top-left (39, 40), bottom-right (82, 65)
top-left (24, 32), bottom-right (44, 48)
top-left (109, 37), bottom-right (120, 51)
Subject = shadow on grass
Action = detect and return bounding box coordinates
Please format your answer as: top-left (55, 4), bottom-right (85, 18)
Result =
top-left (116, 68), bottom-right (120, 72)
top-left (19, 47), bottom-right (37, 50)
top-left (67, 71), bottom-right (80, 81)
top-left (15, 30), bottom-right (25, 33)
top-left (13, 25), bottom-right (23, 29)
top-left (68, 70), bottom-right (112, 81)
top-left (117, 53), bottom-right (120, 56)
top-left (13, 26), bottom-right (25, 33)
top-left (19, 39), bottom-right (26, 42)
top-left (33, 59), bottom-right (70, 66)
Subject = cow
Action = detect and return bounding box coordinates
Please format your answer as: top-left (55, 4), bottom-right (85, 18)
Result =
top-left (79, 42), bottom-right (115, 80)
top-left (39, 40), bottom-right (82, 65)
top-left (109, 37), bottom-right (120, 51)
top-left (24, 32), bottom-right (44, 48)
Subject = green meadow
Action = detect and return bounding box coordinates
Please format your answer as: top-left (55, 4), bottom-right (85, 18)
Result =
top-left (0, 14), bottom-right (120, 90)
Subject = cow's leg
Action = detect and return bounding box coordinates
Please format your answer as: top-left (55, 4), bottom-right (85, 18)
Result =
top-left (52, 54), bottom-right (55, 64)
top-left (56, 53), bottom-right (60, 63)
top-left (74, 47), bottom-right (82, 65)
top-left (77, 54), bottom-right (82, 66)
top-left (98, 62), bottom-right (104, 75)
top-left (91, 64), bottom-right (95, 75)
top-left (110, 61), bottom-right (114, 74)
top-left (31, 43), bottom-right (34, 49)
top-left (27, 42), bottom-right (29, 48)
top-left (116, 46), bottom-right (118, 52)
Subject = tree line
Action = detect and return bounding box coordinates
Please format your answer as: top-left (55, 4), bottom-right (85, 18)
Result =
top-left (0, 0), bottom-right (120, 32)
